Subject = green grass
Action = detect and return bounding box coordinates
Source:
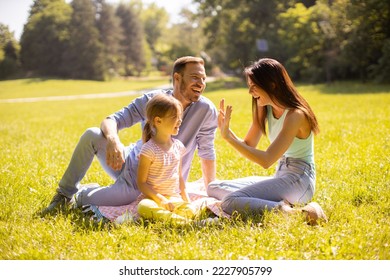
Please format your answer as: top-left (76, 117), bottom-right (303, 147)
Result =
top-left (0, 78), bottom-right (389, 260)
top-left (0, 77), bottom-right (170, 99)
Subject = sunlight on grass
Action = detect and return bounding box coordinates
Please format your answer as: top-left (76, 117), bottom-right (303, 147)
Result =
top-left (0, 79), bottom-right (389, 260)
top-left (0, 77), bottom-right (170, 99)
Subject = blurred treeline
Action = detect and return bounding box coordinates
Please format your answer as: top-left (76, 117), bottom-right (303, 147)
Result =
top-left (1, 0), bottom-right (389, 83)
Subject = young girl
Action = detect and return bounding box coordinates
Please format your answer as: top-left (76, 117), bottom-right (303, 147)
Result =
top-left (137, 94), bottom-right (197, 223)
top-left (209, 58), bottom-right (327, 225)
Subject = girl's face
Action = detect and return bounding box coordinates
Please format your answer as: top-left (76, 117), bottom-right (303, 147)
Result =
top-left (247, 78), bottom-right (271, 107)
top-left (159, 111), bottom-right (182, 136)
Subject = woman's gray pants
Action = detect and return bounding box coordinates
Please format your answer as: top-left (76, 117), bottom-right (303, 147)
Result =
top-left (207, 157), bottom-right (315, 215)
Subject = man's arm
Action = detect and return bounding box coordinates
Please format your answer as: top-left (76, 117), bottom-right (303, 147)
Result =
top-left (201, 158), bottom-right (216, 189)
top-left (99, 92), bottom-right (156, 170)
top-left (100, 118), bottom-right (125, 170)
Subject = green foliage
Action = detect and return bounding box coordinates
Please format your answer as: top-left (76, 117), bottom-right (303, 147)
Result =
top-left (341, 0), bottom-right (389, 81)
top-left (156, 8), bottom-right (210, 74)
top-left (0, 24), bottom-right (21, 79)
top-left (0, 79), bottom-right (389, 259)
top-left (95, 0), bottom-right (123, 76)
top-left (11, 0), bottom-right (390, 83)
top-left (20, 0), bottom-right (72, 76)
top-left (19, 0), bottom-right (147, 80)
top-left (141, 2), bottom-right (169, 55)
top-left (195, 0), bottom-right (390, 83)
top-left (116, 3), bottom-right (146, 77)
top-left (195, 0), bottom-right (288, 71)
top-left (62, 0), bottom-right (105, 80)
top-left (369, 39), bottom-right (390, 83)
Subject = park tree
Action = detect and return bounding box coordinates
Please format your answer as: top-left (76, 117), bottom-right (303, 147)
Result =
top-left (194, 0), bottom-right (291, 73)
top-left (276, 0), bottom-right (390, 82)
top-left (116, 3), bottom-right (146, 76)
top-left (340, 0), bottom-right (390, 82)
top-left (20, 0), bottom-right (71, 76)
top-left (369, 39), bottom-right (390, 83)
top-left (13, 0), bottom-right (389, 83)
top-left (62, 0), bottom-right (105, 80)
top-left (160, 7), bottom-right (209, 73)
top-left (141, 2), bottom-right (169, 61)
top-left (0, 24), bottom-right (20, 79)
top-left (194, 0), bottom-right (390, 83)
top-left (277, 1), bottom-right (337, 82)
top-left (94, 0), bottom-right (123, 77)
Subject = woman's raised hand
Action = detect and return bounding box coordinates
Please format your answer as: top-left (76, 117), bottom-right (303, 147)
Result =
top-left (218, 99), bottom-right (233, 140)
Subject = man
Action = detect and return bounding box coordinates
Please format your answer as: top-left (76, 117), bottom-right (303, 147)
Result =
top-left (42, 56), bottom-right (217, 214)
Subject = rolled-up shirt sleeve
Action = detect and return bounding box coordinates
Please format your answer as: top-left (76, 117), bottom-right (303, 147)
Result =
top-left (196, 101), bottom-right (218, 160)
top-left (107, 90), bottom-right (163, 131)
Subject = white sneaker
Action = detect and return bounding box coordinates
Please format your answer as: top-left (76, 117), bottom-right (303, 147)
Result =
top-left (196, 217), bottom-right (220, 226)
top-left (115, 212), bottom-right (135, 224)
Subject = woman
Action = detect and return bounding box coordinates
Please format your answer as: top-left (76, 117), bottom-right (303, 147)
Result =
top-left (209, 58), bottom-right (327, 225)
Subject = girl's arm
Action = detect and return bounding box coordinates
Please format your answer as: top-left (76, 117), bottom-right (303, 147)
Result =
top-left (220, 103), bottom-right (306, 169)
top-left (137, 154), bottom-right (174, 211)
top-left (178, 160), bottom-right (190, 202)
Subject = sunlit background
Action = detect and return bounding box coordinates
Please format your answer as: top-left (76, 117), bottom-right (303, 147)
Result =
top-left (1, 0), bottom-right (389, 83)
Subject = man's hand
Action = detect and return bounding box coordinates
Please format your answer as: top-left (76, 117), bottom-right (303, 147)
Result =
top-left (106, 136), bottom-right (125, 170)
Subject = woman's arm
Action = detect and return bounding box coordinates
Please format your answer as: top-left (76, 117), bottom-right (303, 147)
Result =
top-left (243, 102), bottom-right (264, 147)
top-left (219, 99), bottom-right (262, 148)
top-left (220, 102), bottom-right (306, 169)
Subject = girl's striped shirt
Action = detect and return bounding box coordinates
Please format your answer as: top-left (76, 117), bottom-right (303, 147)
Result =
top-left (140, 138), bottom-right (186, 197)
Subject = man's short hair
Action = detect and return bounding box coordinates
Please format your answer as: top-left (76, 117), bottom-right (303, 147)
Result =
top-left (172, 56), bottom-right (204, 82)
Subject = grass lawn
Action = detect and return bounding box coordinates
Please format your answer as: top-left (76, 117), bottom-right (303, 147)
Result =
top-left (0, 78), bottom-right (389, 261)
top-left (0, 77), bottom-right (170, 99)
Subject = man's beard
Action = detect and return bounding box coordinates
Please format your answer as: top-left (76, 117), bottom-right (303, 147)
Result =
top-left (180, 80), bottom-right (201, 103)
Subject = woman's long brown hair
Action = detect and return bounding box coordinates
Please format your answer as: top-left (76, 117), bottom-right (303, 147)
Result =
top-left (244, 58), bottom-right (319, 135)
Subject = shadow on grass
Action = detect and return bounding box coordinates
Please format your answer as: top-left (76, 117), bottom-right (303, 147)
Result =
top-left (35, 206), bottom-right (114, 232)
top-left (34, 202), bottom-right (269, 234)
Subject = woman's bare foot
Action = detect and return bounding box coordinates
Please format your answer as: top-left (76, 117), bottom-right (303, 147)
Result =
top-left (278, 200), bottom-right (300, 215)
top-left (278, 201), bottom-right (327, 226)
top-left (302, 202), bottom-right (328, 226)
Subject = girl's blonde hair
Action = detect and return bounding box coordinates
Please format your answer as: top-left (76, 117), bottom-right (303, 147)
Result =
top-left (143, 94), bottom-right (183, 143)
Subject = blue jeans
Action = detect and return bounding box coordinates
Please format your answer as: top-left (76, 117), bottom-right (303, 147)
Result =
top-left (208, 157), bottom-right (315, 215)
top-left (58, 127), bottom-right (140, 206)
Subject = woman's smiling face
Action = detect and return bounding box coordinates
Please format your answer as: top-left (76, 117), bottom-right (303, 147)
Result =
top-left (247, 77), bottom-right (271, 106)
